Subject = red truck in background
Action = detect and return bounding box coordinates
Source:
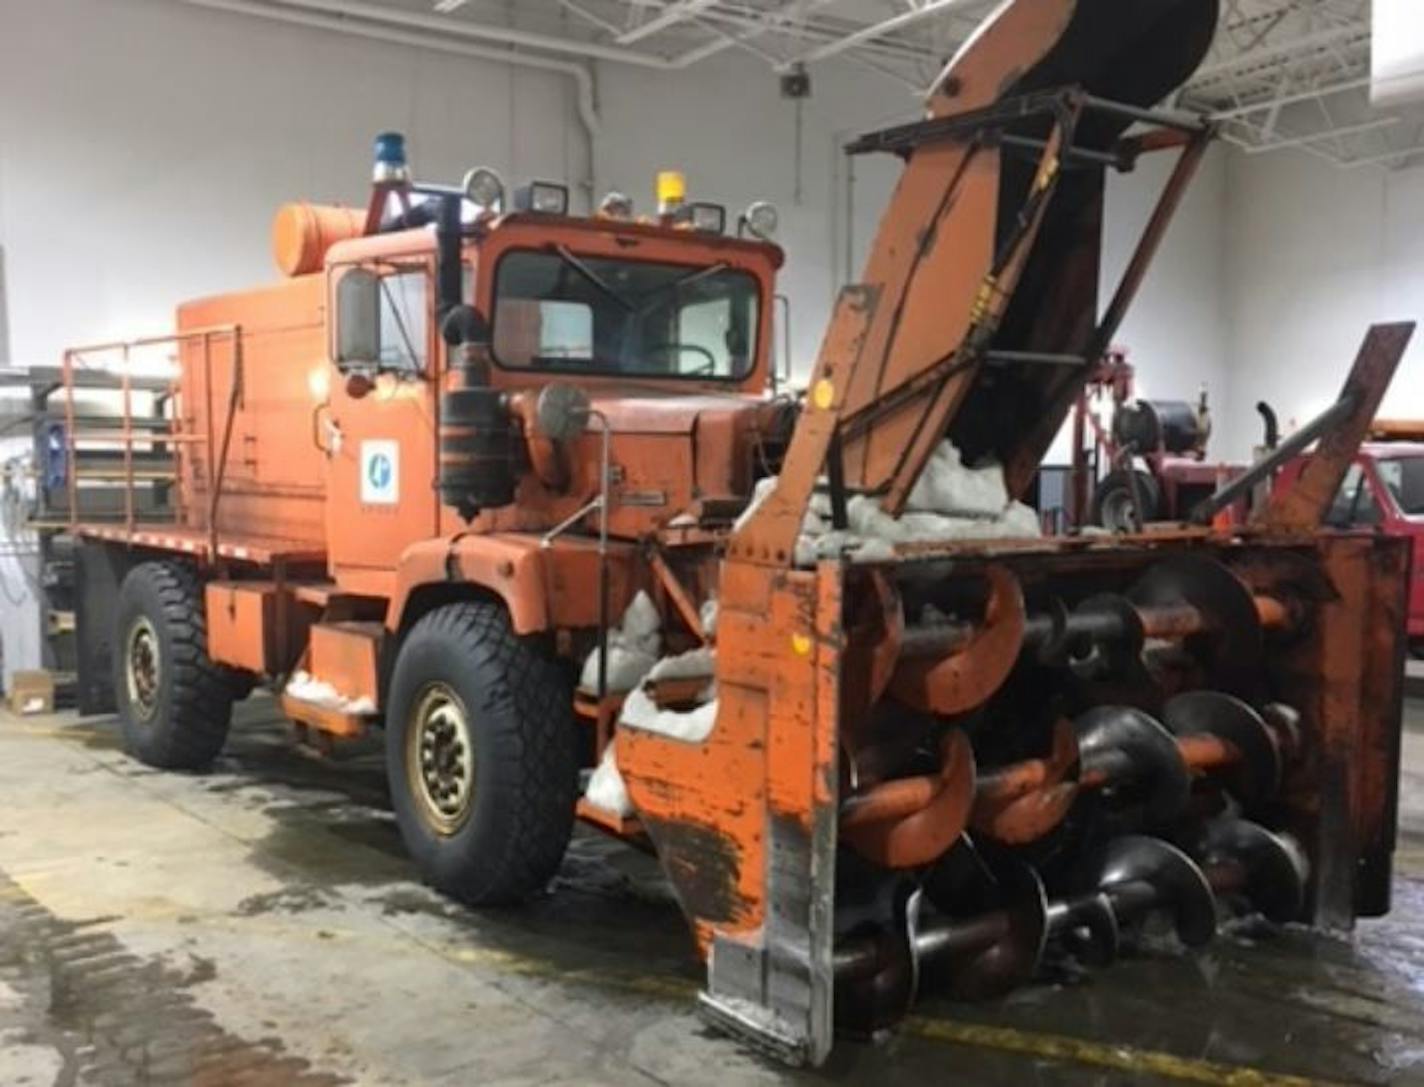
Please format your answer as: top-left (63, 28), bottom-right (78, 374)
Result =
top-left (1279, 428), bottom-right (1424, 656)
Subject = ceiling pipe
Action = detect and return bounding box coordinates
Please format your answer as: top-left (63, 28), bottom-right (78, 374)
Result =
top-left (174, 0), bottom-right (602, 197)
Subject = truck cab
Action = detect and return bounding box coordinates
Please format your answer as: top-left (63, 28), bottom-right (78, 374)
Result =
top-left (1279, 442), bottom-right (1424, 652)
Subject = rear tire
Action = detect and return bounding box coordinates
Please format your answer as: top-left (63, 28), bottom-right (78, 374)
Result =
top-left (386, 601), bottom-right (577, 906)
top-left (113, 561), bottom-right (234, 770)
top-left (1091, 469), bottom-right (1163, 532)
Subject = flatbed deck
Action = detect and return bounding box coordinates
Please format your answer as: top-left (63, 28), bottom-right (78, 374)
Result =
top-left (73, 521), bottom-right (327, 566)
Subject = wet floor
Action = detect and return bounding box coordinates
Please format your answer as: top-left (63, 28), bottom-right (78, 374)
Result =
top-left (0, 697), bottom-right (1422, 1085)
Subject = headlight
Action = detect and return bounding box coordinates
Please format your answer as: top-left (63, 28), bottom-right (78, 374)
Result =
top-left (463, 166), bottom-right (505, 212)
top-left (514, 181), bottom-right (570, 215)
top-left (742, 200), bottom-right (778, 240)
top-left (688, 202), bottom-right (726, 234)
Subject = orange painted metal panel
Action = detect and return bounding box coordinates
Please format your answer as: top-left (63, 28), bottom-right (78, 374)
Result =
top-left (177, 279), bottom-right (329, 550)
top-left (205, 581), bottom-right (276, 674)
top-left (309, 622), bottom-right (383, 705)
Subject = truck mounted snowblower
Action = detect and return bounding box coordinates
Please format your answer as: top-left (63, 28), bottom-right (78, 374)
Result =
top-left (57, 0), bottom-right (1412, 1066)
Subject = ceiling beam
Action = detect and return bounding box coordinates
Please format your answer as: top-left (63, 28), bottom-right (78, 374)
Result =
top-left (793, 0), bottom-right (984, 65)
top-left (249, 0), bottom-right (680, 66)
top-left (617, 0), bottom-right (718, 44)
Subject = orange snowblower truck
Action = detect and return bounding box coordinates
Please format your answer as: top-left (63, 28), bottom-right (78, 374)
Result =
top-left (64, 0), bottom-right (1414, 1067)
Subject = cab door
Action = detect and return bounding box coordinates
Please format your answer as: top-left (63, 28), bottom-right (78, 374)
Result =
top-left (323, 259), bottom-right (440, 586)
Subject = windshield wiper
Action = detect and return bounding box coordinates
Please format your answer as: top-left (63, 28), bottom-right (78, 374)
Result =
top-left (632, 263), bottom-right (729, 312)
top-left (553, 245), bottom-right (633, 311)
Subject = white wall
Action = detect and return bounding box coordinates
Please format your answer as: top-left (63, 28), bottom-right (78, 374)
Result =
top-left (1221, 148), bottom-right (1424, 461)
top-left (0, 0), bottom-right (583, 369)
top-left (1103, 147), bottom-right (1230, 415)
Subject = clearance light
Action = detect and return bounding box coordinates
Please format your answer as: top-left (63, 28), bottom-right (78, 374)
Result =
top-left (657, 170), bottom-right (687, 215)
top-left (741, 200), bottom-right (779, 240)
top-left (688, 202), bottom-right (727, 235)
top-left (598, 191), bottom-right (634, 219)
top-left (463, 166), bottom-right (505, 212)
top-left (515, 181), bottom-right (570, 215)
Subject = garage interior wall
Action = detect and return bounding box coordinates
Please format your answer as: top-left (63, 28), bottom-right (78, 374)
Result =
top-left (1221, 149), bottom-right (1424, 460)
top-left (1, 0), bottom-right (1232, 678)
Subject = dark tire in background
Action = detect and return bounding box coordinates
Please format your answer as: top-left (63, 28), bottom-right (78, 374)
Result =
top-left (1091, 469), bottom-right (1163, 532)
top-left (386, 601), bottom-right (578, 906)
top-left (113, 561), bottom-right (234, 770)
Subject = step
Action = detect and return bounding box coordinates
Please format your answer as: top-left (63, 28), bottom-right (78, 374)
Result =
top-left (279, 692), bottom-right (369, 739)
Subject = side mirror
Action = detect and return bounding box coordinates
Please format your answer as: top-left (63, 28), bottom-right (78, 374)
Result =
top-left (335, 269), bottom-right (380, 365)
top-left (535, 383), bottom-right (591, 442)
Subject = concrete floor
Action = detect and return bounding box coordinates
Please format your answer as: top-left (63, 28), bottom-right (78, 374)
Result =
top-left (1, 699), bottom-right (1423, 1087)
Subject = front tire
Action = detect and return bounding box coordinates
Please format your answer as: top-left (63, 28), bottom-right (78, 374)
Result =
top-left (113, 561), bottom-right (234, 769)
top-left (386, 602), bottom-right (577, 906)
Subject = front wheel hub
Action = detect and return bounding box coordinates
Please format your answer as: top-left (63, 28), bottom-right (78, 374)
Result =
top-left (408, 683), bottom-right (476, 835)
top-left (125, 615), bottom-right (161, 720)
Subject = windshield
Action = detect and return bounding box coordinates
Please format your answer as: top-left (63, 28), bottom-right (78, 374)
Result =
top-left (491, 249), bottom-right (761, 380)
top-left (1376, 456), bottom-right (1424, 517)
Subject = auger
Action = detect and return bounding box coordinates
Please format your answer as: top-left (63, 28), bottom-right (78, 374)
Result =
top-left (833, 819), bottom-right (1308, 1029)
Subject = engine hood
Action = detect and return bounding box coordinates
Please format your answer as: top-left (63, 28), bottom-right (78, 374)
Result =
top-left (589, 390), bottom-right (774, 435)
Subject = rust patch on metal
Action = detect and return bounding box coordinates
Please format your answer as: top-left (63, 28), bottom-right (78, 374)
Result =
top-left (640, 816), bottom-right (750, 927)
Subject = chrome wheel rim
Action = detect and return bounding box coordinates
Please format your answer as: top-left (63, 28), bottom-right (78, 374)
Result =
top-left (407, 683), bottom-right (476, 836)
top-left (125, 616), bottom-right (161, 720)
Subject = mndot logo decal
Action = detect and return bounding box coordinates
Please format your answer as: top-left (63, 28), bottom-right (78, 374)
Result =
top-left (368, 453), bottom-right (392, 490)
top-left (360, 440), bottom-right (400, 505)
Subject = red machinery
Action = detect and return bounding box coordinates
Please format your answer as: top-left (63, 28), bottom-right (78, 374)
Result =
top-left (1070, 351), bottom-right (1247, 530)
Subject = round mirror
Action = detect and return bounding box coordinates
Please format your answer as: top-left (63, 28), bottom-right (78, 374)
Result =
top-left (535, 384), bottom-right (592, 442)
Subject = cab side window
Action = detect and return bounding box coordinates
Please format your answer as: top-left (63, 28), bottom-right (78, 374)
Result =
top-left (334, 264), bottom-right (429, 373)
top-left (1325, 464), bottom-right (1382, 527)
top-left (377, 271), bottom-right (428, 372)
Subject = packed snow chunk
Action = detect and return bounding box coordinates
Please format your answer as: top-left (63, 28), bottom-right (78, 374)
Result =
top-left (791, 441), bottom-right (1042, 562)
top-left (285, 670), bottom-right (343, 708)
top-left (733, 476), bottom-right (778, 534)
top-left (579, 590), bottom-right (662, 693)
top-left (647, 645), bottom-right (716, 683)
top-left (699, 596), bottom-right (719, 639)
top-left (284, 671), bottom-right (376, 715)
top-left (907, 441), bottom-right (1010, 519)
top-left (584, 743), bottom-right (633, 817)
top-left (620, 590), bottom-right (662, 651)
top-left (619, 684), bottom-right (719, 744)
